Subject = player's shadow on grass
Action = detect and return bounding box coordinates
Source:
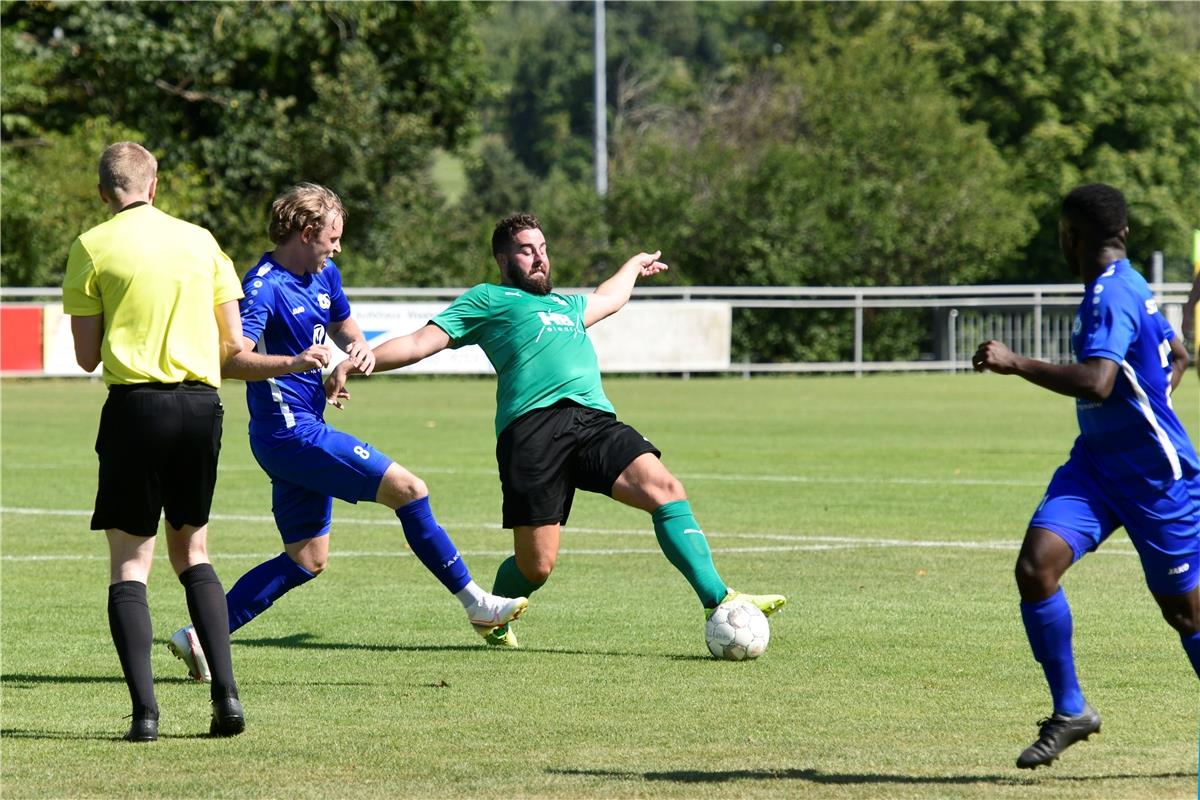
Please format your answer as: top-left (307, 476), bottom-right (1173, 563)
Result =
top-left (2, 728), bottom-right (120, 742)
top-left (235, 632), bottom-right (485, 654)
top-left (2, 673), bottom-right (198, 687)
top-left (235, 632), bottom-right (698, 660)
top-left (2, 727), bottom-right (242, 742)
top-left (549, 767), bottom-right (1196, 787)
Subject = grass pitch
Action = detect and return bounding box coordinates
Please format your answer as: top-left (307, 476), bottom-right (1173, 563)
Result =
top-left (2, 374), bottom-right (1198, 799)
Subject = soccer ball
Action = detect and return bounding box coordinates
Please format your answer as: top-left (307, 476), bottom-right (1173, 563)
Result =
top-left (704, 600), bottom-right (770, 661)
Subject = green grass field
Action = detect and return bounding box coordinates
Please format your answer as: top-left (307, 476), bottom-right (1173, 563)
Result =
top-left (2, 375), bottom-right (1198, 799)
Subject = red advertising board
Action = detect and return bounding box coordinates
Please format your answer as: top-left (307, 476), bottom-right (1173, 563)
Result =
top-left (1, 304), bottom-right (44, 373)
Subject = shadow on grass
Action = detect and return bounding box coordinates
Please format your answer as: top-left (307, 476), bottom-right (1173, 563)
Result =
top-left (2, 673), bottom-right (197, 687)
top-left (549, 766), bottom-right (1196, 786)
top-left (235, 632), bottom-right (709, 660)
top-left (235, 632), bottom-right (484, 654)
top-left (1, 728), bottom-right (216, 742)
top-left (1, 728), bottom-right (117, 742)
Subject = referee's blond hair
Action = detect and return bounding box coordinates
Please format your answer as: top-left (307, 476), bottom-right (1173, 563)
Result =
top-left (268, 183), bottom-right (346, 244)
top-left (98, 142), bottom-right (157, 197)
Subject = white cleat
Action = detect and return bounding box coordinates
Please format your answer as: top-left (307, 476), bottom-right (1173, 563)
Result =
top-left (467, 595), bottom-right (529, 636)
top-left (167, 625), bottom-right (211, 683)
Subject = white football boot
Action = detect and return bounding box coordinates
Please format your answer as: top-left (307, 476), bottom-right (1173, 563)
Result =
top-left (167, 625), bottom-right (211, 683)
top-left (467, 594), bottom-right (529, 637)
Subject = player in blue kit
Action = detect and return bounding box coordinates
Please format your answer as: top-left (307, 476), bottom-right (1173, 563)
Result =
top-left (168, 184), bottom-right (527, 680)
top-left (973, 183), bottom-right (1200, 769)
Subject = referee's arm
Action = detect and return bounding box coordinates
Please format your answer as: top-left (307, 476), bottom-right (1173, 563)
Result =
top-left (70, 314), bottom-right (103, 372)
top-left (215, 300), bottom-right (243, 366)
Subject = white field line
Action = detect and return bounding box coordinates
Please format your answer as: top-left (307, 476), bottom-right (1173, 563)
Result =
top-left (0, 505), bottom-right (1139, 561)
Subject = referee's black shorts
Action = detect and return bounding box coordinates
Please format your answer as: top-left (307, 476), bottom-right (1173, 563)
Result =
top-left (495, 400), bottom-right (660, 529)
top-left (91, 381), bottom-right (224, 536)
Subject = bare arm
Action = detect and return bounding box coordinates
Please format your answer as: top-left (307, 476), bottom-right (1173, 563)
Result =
top-left (583, 250), bottom-right (668, 328)
top-left (222, 336), bottom-right (331, 381)
top-left (70, 314), bottom-right (103, 373)
top-left (328, 316), bottom-right (376, 376)
top-left (324, 323), bottom-right (450, 407)
top-left (972, 340), bottom-right (1118, 402)
top-left (1168, 334), bottom-right (1188, 393)
top-left (371, 323), bottom-right (452, 371)
top-left (1181, 277), bottom-right (1200, 352)
top-left (214, 300), bottom-right (243, 367)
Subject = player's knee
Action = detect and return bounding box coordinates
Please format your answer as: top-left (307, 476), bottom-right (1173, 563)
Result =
top-left (293, 553), bottom-right (327, 576)
top-left (518, 554), bottom-right (555, 585)
top-left (1157, 599), bottom-right (1200, 635)
top-left (641, 473), bottom-right (685, 506)
top-left (380, 473), bottom-right (428, 508)
top-left (1014, 556), bottom-right (1052, 598)
top-left (659, 475), bottom-right (686, 502)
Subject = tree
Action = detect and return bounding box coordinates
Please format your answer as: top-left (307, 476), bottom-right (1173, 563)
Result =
top-left (746, 1), bottom-right (1200, 279)
top-left (1, 1), bottom-right (492, 286)
top-left (604, 25), bottom-right (1032, 361)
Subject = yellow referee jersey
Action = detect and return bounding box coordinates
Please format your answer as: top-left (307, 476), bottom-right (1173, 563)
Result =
top-left (62, 204), bottom-right (243, 387)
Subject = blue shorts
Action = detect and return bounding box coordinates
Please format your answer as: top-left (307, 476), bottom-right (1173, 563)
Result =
top-left (250, 421), bottom-right (393, 543)
top-left (1029, 456), bottom-right (1200, 595)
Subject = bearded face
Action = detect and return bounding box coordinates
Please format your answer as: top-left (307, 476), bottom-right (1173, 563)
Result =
top-left (501, 228), bottom-right (553, 295)
top-left (505, 260), bottom-right (552, 295)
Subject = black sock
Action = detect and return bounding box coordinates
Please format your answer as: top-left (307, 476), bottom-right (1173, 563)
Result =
top-left (107, 581), bottom-right (158, 720)
top-left (179, 563), bottom-right (239, 702)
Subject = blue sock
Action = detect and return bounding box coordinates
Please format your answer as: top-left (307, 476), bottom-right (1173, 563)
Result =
top-left (225, 552), bottom-right (315, 634)
top-left (395, 496), bottom-right (470, 594)
top-left (1182, 630), bottom-right (1200, 679)
top-left (1020, 588), bottom-right (1085, 716)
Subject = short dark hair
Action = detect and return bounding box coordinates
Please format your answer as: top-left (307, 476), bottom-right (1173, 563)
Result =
top-left (1061, 183), bottom-right (1127, 245)
top-left (491, 213), bottom-right (542, 258)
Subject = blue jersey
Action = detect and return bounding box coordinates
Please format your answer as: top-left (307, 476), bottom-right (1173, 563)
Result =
top-left (239, 253), bottom-right (351, 443)
top-left (1070, 259), bottom-right (1199, 492)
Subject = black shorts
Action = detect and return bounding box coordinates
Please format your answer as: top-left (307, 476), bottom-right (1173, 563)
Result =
top-left (496, 400), bottom-right (661, 528)
top-left (91, 382), bottom-right (224, 536)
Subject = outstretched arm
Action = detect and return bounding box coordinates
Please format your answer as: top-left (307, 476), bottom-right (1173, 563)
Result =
top-left (372, 323), bottom-right (451, 371)
top-left (583, 250), bottom-right (668, 328)
top-left (325, 323), bottom-right (451, 407)
top-left (972, 340), bottom-right (1117, 402)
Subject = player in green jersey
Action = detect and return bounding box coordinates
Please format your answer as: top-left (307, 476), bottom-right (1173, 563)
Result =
top-left (326, 213), bottom-right (785, 647)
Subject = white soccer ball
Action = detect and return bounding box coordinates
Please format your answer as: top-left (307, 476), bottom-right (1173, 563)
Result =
top-left (704, 600), bottom-right (770, 661)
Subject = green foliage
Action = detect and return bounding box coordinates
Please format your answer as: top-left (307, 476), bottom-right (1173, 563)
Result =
top-left (605, 25), bottom-right (1031, 361)
top-left (1, 119), bottom-right (109, 286)
top-left (894, 2), bottom-right (1200, 279)
top-left (3, 0), bottom-right (1196, 331)
top-left (1, 0), bottom-right (490, 284)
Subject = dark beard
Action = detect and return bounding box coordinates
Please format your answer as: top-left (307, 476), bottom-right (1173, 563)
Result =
top-left (505, 263), bottom-right (552, 295)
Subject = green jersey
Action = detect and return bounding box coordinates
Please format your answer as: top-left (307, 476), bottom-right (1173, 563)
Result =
top-left (432, 283), bottom-right (614, 436)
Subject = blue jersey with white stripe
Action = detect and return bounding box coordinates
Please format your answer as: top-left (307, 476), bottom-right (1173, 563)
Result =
top-left (239, 253), bottom-right (351, 443)
top-left (1070, 259), bottom-right (1199, 492)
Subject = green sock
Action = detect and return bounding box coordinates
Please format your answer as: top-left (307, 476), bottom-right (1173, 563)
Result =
top-left (491, 556), bottom-right (544, 633)
top-left (651, 499), bottom-right (728, 608)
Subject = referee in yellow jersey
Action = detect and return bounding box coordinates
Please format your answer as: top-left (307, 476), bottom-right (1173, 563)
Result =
top-left (62, 142), bottom-right (246, 742)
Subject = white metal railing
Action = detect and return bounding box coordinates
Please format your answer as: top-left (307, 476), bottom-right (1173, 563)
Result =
top-left (5, 283), bottom-right (1193, 376)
